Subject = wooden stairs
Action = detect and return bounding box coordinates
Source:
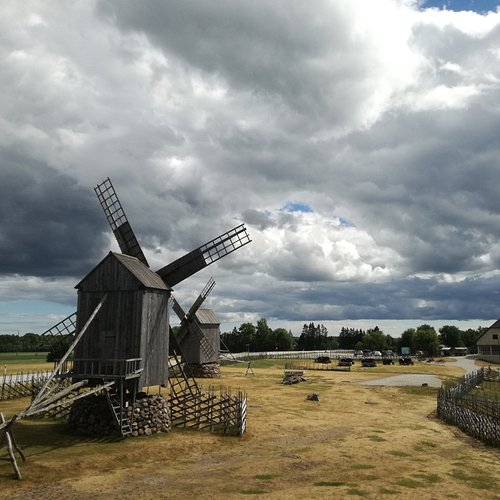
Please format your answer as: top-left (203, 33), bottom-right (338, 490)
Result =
top-left (106, 386), bottom-right (132, 437)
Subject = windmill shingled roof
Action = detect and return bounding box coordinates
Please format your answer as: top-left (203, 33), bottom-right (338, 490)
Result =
top-left (195, 308), bottom-right (220, 325)
top-left (112, 253), bottom-right (170, 290)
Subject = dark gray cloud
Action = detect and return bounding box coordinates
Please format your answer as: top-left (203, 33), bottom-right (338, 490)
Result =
top-left (1, 1), bottom-right (500, 334)
top-left (0, 152), bottom-right (107, 277)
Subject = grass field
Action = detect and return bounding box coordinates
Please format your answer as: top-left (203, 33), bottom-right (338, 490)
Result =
top-left (0, 352), bottom-right (52, 373)
top-left (1, 358), bottom-right (499, 499)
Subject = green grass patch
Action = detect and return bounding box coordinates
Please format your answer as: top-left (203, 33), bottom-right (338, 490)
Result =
top-left (368, 435), bottom-right (386, 442)
top-left (397, 386), bottom-right (438, 397)
top-left (254, 475), bottom-right (274, 480)
top-left (225, 359), bottom-right (288, 369)
top-left (379, 487), bottom-right (400, 495)
top-left (419, 440), bottom-right (438, 448)
top-left (347, 487), bottom-right (369, 496)
top-left (0, 352), bottom-right (49, 364)
top-left (413, 473), bottom-right (440, 484)
top-left (315, 481), bottom-right (346, 487)
top-left (351, 464), bottom-right (375, 470)
top-left (466, 380), bottom-right (500, 401)
top-left (449, 469), bottom-right (498, 490)
top-left (239, 489), bottom-right (269, 495)
top-left (395, 478), bottom-right (424, 489)
top-left (387, 450), bottom-right (410, 457)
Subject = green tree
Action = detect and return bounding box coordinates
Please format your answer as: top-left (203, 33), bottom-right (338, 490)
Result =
top-left (271, 328), bottom-right (295, 350)
top-left (338, 327), bottom-right (365, 349)
top-left (46, 336), bottom-right (73, 362)
top-left (461, 327), bottom-right (484, 352)
top-left (297, 323), bottom-right (330, 350)
top-left (238, 322), bottom-right (256, 351)
top-left (362, 329), bottom-right (388, 351)
top-left (255, 318), bottom-right (273, 351)
top-left (220, 323), bottom-right (256, 352)
top-left (414, 325), bottom-right (440, 356)
top-left (399, 328), bottom-right (415, 353)
top-left (439, 325), bottom-right (463, 348)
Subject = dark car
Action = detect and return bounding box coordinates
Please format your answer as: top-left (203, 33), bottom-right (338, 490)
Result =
top-left (398, 356), bottom-right (414, 365)
top-left (315, 355), bottom-right (331, 364)
top-left (361, 357), bottom-right (377, 367)
top-left (338, 357), bottom-right (354, 367)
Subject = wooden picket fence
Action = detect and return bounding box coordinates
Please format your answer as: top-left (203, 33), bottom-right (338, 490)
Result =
top-left (170, 385), bottom-right (247, 436)
top-left (437, 367), bottom-right (500, 447)
top-left (0, 371), bottom-right (52, 401)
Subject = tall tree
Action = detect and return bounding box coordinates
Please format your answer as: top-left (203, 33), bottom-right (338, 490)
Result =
top-left (439, 325), bottom-right (463, 348)
top-left (414, 325), bottom-right (440, 356)
top-left (362, 329), bottom-right (388, 351)
top-left (399, 328), bottom-right (415, 353)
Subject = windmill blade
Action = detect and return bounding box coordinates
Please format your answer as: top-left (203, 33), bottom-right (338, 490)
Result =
top-left (171, 277), bottom-right (215, 324)
top-left (184, 318), bottom-right (216, 359)
top-left (172, 314), bottom-right (216, 359)
top-left (94, 178), bottom-right (149, 267)
top-left (157, 224), bottom-right (250, 286)
top-left (170, 296), bottom-right (187, 322)
top-left (170, 277), bottom-right (217, 357)
top-left (41, 313), bottom-right (77, 337)
top-left (187, 277), bottom-right (215, 317)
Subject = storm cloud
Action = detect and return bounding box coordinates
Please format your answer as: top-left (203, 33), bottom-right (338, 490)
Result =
top-left (2, 0), bottom-right (500, 335)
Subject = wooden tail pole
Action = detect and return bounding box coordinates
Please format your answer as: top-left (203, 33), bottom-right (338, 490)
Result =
top-left (0, 413), bottom-right (24, 480)
top-left (30, 294), bottom-right (108, 409)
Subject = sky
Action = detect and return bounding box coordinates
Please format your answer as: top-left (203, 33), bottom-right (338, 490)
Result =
top-left (2, 0), bottom-right (500, 339)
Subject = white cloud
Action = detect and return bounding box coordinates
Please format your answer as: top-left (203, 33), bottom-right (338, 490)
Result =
top-left (1, 0), bottom-right (500, 334)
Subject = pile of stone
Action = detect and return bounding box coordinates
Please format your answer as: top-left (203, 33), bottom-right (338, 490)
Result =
top-left (185, 362), bottom-right (221, 378)
top-left (130, 394), bottom-right (170, 436)
top-left (282, 369), bottom-right (307, 385)
top-left (68, 394), bottom-right (117, 436)
top-left (68, 393), bottom-right (170, 437)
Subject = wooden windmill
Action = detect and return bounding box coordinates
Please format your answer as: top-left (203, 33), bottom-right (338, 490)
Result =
top-left (33, 178), bottom-right (250, 435)
top-left (0, 178), bottom-right (250, 481)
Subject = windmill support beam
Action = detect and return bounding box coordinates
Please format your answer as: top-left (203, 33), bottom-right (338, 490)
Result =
top-left (30, 294), bottom-right (108, 409)
top-left (0, 413), bottom-right (24, 480)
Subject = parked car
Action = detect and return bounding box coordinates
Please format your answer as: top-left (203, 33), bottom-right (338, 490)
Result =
top-left (399, 356), bottom-right (414, 365)
top-left (361, 357), bottom-right (377, 367)
top-left (338, 357), bottom-right (354, 367)
top-left (315, 355), bottom-right (331, 364)
top-left (354, 350), bottom-right (363, 357)
top-left (373, 350), bottom-right (382, 357)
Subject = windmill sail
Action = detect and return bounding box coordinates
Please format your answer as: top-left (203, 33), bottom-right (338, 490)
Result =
top-left (94, 178), bottom-right (149, 267)
top-left (41, 313), bottom-right (77, 337)
top-left (157, 224), bottom-right (251, 286)
top-left (170, 277), bottom-right (217, 357)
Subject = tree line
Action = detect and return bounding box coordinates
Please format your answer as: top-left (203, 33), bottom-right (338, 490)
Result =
top-left (221, 321), bottom-right (486, 356)
top-left (0, 322), bottom-right (486, 359)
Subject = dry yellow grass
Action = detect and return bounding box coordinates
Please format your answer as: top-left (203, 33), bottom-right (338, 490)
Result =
top-left (1, 359), bottom-right (499, 499)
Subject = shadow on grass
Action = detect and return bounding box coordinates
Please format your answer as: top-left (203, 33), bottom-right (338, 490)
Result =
top-left (12, 418), bottom-right (122, 457)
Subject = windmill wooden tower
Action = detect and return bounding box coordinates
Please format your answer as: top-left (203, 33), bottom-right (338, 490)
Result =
top-left (35, 178), bottom-right (250, 436)
top-left (0, 177), bottom-right (250, 480)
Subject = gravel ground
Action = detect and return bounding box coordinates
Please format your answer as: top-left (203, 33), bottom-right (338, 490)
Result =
top-left (359, 355), bottom-right (479, 388)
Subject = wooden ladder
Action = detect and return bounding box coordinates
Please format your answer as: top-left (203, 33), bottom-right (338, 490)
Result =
top-left (106, 386), bottom-right (132, 437)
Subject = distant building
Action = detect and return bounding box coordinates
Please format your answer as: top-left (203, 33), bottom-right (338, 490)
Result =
top-left (440, 346), bottom-right (468, 357)
top-left (476, 320), bottom-right (500, 363)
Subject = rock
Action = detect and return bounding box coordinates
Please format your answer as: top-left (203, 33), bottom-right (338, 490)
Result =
top-left (307, 393), bottom-right (320, 401)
